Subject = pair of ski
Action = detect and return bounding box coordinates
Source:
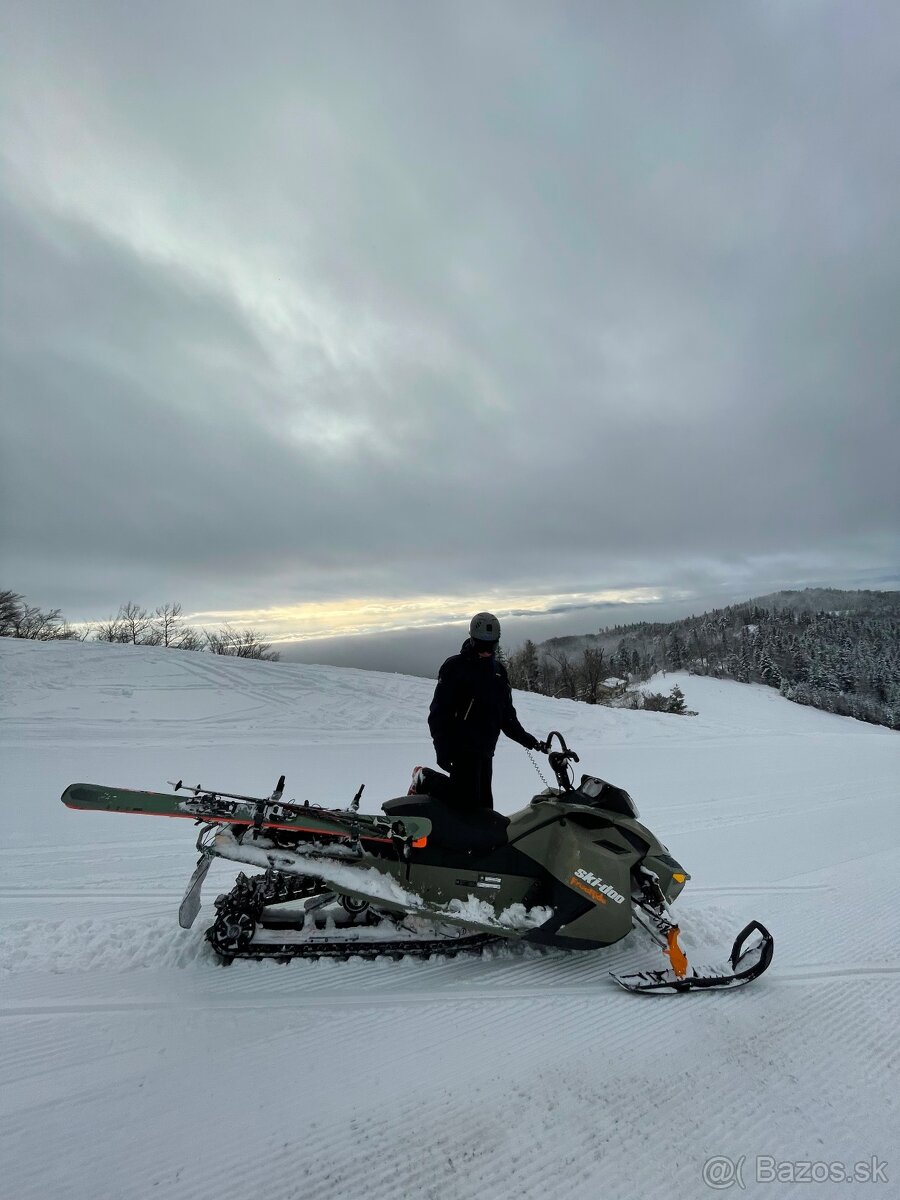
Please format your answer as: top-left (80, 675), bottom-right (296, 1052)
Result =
top-left (61, 779), bottom-right (432, 841)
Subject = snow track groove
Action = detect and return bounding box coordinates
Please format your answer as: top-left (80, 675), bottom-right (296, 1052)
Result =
top-left (2, 643), bottom-right (898, 1200)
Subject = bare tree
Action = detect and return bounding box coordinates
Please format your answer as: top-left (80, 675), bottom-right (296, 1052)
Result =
top-left (523, 640), bottom-right (540, 691)
top-left (153, 603), bottom-right (184, 647)
top-left (579, 646), bottom-right (606, 704)
top-left (94, 602), bottom-right (153, 643)
top-left (120, 601), bottom-right (154, 644)
top-left (0, 590), bottom-right (76, 640)
top-left (94, 614), bottom-right (129, 642)
top-left (506, 643), bottom-right (526, 690)
top-left (173, 626), bottom-right (204, 651)
top-left (205, 626), bottom-right (279, 661)
top-left (204, 629), bottom-right (232, 656)
top-left (96, 601), bottom-right (201, 649)
top-left (545, 648), bottom-right (578, 700)
top-left (537, 653), bottom-right (559, 696)
top-left (0, 590), bottom-right (22, 636)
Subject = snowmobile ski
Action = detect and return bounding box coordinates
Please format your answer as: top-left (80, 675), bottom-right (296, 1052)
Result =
top-left (610, 921), bottom-right (774, 994)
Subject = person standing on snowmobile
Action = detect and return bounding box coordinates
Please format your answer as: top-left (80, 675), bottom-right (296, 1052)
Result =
top-left (428, 612), bottom-right (543, 810)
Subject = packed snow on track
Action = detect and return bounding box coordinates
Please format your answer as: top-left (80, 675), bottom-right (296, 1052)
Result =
top-left (1, 638), bottom-right (898, 1200)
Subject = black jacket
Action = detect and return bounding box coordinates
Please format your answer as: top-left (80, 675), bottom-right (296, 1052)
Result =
top-left (428, 639), bottom-right (537, 761)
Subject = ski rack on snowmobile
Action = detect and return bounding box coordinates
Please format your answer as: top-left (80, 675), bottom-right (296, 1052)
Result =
top-left (169, 776), bottom-right (425, 848)
top-left (171, 774), bottom-right (281, 832)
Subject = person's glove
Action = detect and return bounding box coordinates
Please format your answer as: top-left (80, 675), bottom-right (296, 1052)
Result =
top-left (528, 735), bottom-right (547, 753)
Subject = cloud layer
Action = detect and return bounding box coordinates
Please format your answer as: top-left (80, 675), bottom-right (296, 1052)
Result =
top-left (2, 1), bottom-right (898, 631)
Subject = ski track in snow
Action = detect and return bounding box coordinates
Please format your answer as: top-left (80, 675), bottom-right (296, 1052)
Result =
top-left (1, 639), bottom-right (898, 1200)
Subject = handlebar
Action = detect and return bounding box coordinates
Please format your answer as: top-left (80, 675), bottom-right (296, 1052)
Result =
top-left (540, 731), bottom-right (579, 791)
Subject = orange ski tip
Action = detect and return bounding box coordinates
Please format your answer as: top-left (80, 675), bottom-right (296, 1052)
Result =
top-left (665, 927), bottom-right (689, 979)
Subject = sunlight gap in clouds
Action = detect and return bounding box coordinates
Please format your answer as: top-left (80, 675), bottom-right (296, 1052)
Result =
top-left (186, 586), bottom-right (665, 643)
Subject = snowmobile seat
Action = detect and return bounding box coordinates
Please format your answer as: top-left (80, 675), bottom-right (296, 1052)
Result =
top-left (381, 797), bottom-right (510, 853)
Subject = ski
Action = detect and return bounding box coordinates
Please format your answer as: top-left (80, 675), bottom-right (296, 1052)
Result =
top-left (61, 782), bottom-right (431, 843)
top-left (610, 921), bottom-right (774, 994)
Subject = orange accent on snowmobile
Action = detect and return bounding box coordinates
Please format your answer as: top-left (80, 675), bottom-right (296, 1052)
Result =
top-left (569, 876), bottom-right (608, 905)
top-left (412, 836), bottom-right (428, 848)
top-left (665, 927), bottom-right (689, 978)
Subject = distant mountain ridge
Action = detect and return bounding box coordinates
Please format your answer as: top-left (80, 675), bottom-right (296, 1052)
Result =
top-left (538, 588), bottom-right (899, 657)
top-left (510, 588), bottom-right (899, 730)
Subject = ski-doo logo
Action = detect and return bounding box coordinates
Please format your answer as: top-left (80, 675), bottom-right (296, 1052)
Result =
top-left (571, 868), bottom-right (625, 905)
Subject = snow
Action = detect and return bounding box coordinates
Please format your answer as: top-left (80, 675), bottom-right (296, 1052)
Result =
top-left (1, 639), bottom-right (898, 1199)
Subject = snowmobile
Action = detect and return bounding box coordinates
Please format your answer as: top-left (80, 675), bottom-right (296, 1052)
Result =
top-left (61, 732), bottom-right (773, 993)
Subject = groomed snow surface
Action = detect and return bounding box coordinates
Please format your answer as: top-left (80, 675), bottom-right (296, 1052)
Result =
top-left (2, 639), bottom-right (898, 1200)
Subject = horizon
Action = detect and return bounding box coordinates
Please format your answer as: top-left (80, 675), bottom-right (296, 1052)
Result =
top-left (276, 579), bottom-right (900, 677)
top-left (18, 578), bottom-right (897, 681)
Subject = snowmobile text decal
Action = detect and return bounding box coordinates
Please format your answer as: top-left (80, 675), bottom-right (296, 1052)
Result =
top-left (570, 869), bottom-right (625, 905)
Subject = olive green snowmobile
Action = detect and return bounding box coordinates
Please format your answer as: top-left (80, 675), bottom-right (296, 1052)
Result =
top-left (61, 732), bottom-right (773, 993)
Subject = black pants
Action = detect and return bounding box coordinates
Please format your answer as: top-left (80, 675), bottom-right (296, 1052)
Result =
top-left (449, 752), bottom-right (494, 811)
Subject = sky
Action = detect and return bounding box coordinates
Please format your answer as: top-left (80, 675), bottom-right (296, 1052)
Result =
top-left (2, 0), bottom-right (899, 669)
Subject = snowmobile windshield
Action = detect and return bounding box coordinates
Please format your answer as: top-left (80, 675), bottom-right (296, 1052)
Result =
top-left (572, 775), bottom-right (641, 820)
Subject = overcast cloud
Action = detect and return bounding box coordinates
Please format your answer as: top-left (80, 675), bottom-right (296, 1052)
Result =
top-left (2, 0), bottom-right (898, 651)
